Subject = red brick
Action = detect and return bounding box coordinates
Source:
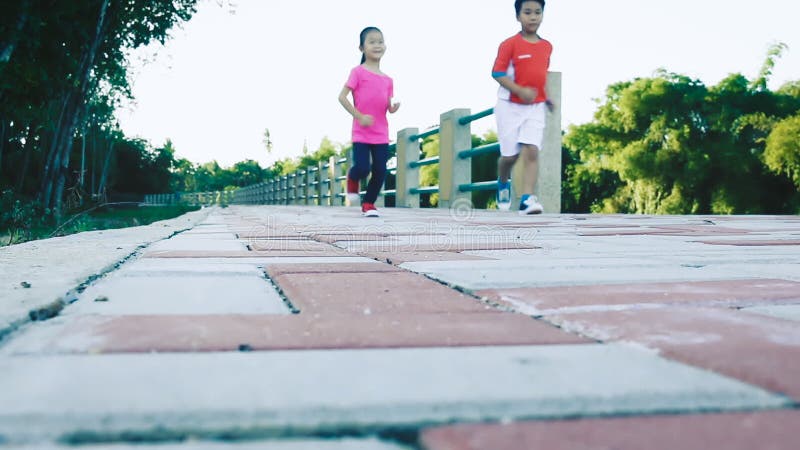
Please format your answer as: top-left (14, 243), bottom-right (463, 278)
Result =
top-left (274, 271), bottom-right (493, 314)
top-left (248, 240), bottom-right (336, 251)
top-left (143, 249), bottom-right (352, 258)
top-left (546, 307), bottom-right (800, 400)
top-left (478, 279), bottom-right (800, 312)
top-left (698, 240), bottom-right (800, 246)
top-left (18, 313), bottom-right (588, 354)
top-left (264, 263), bottom-right (402, 278)
top-left (362, 251), bottom-right (492, 265)
top-left (311, 232), bottom-right (444, 244)
top-left (420, 410), bottom-right (800, 450)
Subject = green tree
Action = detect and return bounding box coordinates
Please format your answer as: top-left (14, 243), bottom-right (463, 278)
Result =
top-left (230, 160), bottom-right (266, 187)
top-left (764, 114), bottom-right (800, 189)
top-left (1, 0), bottom-right (199, 216)
top-left (562, 54), bottom-right (800, 214)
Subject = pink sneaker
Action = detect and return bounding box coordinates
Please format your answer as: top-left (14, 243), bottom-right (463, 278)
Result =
top-left (361, 202), bottom-right (379, 217)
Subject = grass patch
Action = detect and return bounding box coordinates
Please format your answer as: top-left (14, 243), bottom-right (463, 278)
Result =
top-left (1, 203), bottom-right (201, 247)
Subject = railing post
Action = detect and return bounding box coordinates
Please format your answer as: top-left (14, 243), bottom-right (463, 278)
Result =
top-left (266, 179), bottom-right (274, 204)
top-left (305, 167), bottom-right (314, 205)
top-left (296, 171), bottom-right (304, 205)
top-left (287, 174), bottom-right (294, 204)
top-left (329, 156), bottom-right (341, 206)
top-left (542, 71), bottom-right (562, 213)
top-left (317, 161), bottom-right (325, 206)
top-left (396, 127), bottom-right (420, 208)
top-left (283, 175), bottom-right (290, 205)
top-left (438, 108), bottom-right (472, 209)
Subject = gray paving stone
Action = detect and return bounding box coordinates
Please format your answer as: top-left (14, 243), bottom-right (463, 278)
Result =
top-left (120, 259), bottom-right (265, 276)
top-left (29, 438), bottom-right (411, 449)
top-left (400, 260), bottom-right (748, 290)
top-left (64, 274), bottom-right (289, 316)
top-left (0, 209), bottom-right (211, 338)
top-left (742, 305), bottom-right (800, 322)
top-left (132, 257), bottom-right (377, 267)
top-left (147, 236), bottom-right (247, 252)
top-left (0, 344), bottom-right (788, 444)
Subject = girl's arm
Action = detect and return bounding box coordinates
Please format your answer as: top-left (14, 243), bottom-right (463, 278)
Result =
top-left (388, 98), bottom-right (400, 114)
top-left (338, 86), bottom-right (373, 126)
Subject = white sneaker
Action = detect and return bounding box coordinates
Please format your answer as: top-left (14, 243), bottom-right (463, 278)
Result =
top-left (497, 180), bottom-right (512, 211)
top-left (519, 195), bottom-right (543, 215)
top-left (346, 193), bottom-right (361, 205)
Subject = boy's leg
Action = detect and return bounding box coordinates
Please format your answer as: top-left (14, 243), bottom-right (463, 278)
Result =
top-left (498, 155), bottom-right (519, 184)
top-left (364, 143), bottom-right (389, 205)
top-left (518, 144), bottom-right (543, 214)
top-left (520, 144), bottom-right (539, 196)
top-left (517, 103), bottom-right (546, 215)
top-left (495, 99), bottom-right (522, 210)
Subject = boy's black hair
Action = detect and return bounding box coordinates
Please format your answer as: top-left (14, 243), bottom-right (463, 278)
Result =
top-left (515, 0), bottom-right (545, 16)
top-left (359, 26), bottom-right (382, 64)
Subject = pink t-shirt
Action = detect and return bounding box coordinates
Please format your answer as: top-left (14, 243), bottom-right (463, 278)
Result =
top-left (346, 65), bottom-right (394, 144)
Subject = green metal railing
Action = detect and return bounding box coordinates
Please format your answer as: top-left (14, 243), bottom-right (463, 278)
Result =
top-left (145, 72), bottom-right (562, 211)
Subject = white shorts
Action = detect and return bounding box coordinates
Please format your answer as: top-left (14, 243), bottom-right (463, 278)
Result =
top-left (495, 99), bottom-right (546, 157)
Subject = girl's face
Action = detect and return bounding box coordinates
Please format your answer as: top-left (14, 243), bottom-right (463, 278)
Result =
top-left (517, 1), bottom-right (544, 35)
top-left (360, 31), bottom-right (386, 61)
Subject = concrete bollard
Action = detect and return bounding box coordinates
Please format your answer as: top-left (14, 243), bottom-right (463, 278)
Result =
top-left (395, 127), bottom-right (420, 208)
top-left (438, 109), bottom-right (472, 209)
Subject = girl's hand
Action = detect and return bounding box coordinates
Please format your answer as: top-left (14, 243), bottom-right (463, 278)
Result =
top-left (545, 99), bottom-right (556, 113)
top-left (518, 87), bottom-right (538, 104)
top-left (389, 100), bottom-right (401, 114)
top-left (357, 113), bottom-right (374, 127)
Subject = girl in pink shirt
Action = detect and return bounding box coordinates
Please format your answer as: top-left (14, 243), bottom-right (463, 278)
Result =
top-left (338, 26), bottom-right (400, 217)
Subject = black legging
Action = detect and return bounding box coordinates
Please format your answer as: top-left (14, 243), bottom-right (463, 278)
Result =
top-left (348, 142), bottom-right (388, 204)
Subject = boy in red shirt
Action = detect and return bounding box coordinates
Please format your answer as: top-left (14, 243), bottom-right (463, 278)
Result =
top-left (492, 0), bottom-right (554, 214)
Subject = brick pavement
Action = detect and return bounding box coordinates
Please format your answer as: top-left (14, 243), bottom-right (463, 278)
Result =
top-left (0, 206), bottom-right (798, 448)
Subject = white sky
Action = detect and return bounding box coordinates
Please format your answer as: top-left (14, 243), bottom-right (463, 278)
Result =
top-left (117, 0), bottom-right (800, 168)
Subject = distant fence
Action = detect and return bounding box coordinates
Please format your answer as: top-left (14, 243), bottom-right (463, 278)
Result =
top-left (145, 73), bottom-right (562, 212)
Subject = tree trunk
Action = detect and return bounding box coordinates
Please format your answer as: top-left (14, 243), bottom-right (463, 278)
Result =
top-left (15, 127), bottom-right (34, 194)
top-left (97, 140), bottom-right (115, 202)
top-left (40, 0), bottom-right (112, 211)
top-left (0, 119), bottom-right (6, 178)
top-left (91, 128), bottom-right (97, 196)
top-left (79, 128), bottom-right (86, 190)
top-left (0, 0), bottom-right (30, 65)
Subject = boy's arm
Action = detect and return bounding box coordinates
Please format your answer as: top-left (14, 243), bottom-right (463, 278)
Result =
top-left (493, 75), bottom-right (537, 104)
top-left (544, 83), bottom-right (556, 112)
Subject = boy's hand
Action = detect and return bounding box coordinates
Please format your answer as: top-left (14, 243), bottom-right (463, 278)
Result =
top-left (517, 87), bottom-right (538, 104)
top-left (357, 113), bottom-right (374, 127)
top-left (389, 100), bottom-right (401, 114)
top-left (546, 99), bottom-right (556, 112)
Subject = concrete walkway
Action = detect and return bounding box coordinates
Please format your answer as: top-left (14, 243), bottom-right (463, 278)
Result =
top-left (0, 205), bottom-right (798, 449)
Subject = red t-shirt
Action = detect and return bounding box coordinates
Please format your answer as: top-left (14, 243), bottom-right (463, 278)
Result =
top-left (492, 33), bottom-right (552, 104)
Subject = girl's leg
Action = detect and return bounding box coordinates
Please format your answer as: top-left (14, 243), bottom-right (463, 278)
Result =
top-left (348, 143), bottom-right (371, 181)
top-left (364, 143), bottom-right (389, 204)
